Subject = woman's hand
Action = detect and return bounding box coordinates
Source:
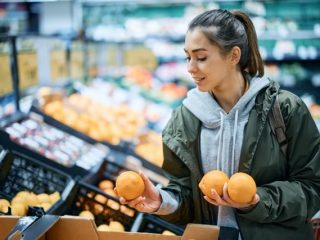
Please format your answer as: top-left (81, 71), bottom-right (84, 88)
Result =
top-left (114, 171), bottom-right (162, 213)
top-left (204, 183), bottom-right (260, 210)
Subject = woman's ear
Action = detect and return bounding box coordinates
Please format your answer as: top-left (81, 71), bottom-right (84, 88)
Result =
top-left (230, 46), bottom-right (241, 65)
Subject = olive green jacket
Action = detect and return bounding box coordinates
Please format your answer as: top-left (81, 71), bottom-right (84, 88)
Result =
top-left (160, 80), bottom-right (320, 240)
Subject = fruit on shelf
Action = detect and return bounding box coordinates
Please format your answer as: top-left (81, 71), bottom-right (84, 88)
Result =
top-left (135, 131), bottom-right (164, 167)
top-left (162, 230), bottom-right (176, 235)
top-left (79, 210), bottom-right (95, 219)
top-left (160, 83), bottom-right (188, 101)
top-left (108, 221), bottom-right (125, 232)
top-left (42, 94), bottom-right (146, 144)
top-left (310, 104), bottom-right (320, 119)
top-left (125, 66), bottom-right (153, 89)
top-left (0, 199), bottom-right (10, 213)
top-left (97, 224), bottom-right (110, 231)
top-left (98, 180), bottom-right (114, 191)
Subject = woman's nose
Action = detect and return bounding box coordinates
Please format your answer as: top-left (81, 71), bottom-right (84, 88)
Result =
top-left (187, 60), bottom-right (198, 74)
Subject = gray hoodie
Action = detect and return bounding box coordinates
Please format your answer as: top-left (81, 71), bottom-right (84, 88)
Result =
top-left (154, 76), bottom-right (269, 229)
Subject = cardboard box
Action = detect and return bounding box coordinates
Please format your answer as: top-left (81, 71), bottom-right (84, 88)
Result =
top-left (0, 216), bottom-right (219, 240)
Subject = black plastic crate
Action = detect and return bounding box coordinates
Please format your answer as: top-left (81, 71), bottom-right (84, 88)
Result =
top-left (137, 213), bottom-right (185, 236)
top-left (0, 149), bottom-right (75, 215)
top-left (63, 181), bottom-right (138, 232)
top-left (84, 156), bottom-right (129, 186)
top-left (83, 157), bottom-right (163, 195)
top-left (0, 112), bottom-right (107, 177)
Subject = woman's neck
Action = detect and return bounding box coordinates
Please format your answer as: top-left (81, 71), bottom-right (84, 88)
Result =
top-left (211, 72), bottom-right (248, 113)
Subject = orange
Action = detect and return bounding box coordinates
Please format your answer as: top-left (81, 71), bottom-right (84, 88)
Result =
top-left (115, 171), bottom-right (145, 200)
top-left (199, 170), bottom-right (229, 198)
top-left (227, 172), bottom-right (257, 204)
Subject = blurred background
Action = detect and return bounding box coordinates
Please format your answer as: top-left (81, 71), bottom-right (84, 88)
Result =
top-left (0, 0), bottom-right (320, 172)
top-left (0, 0), bottom-right (320, 236)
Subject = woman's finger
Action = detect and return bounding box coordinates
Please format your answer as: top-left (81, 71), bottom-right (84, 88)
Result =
top-left (139, 171), bottom-right (155, 190)
top-left (127, 196), bottom-right (145, 209)
top-left (222, 182), bottom-right (235, 204)
top-left (119, 197), bottom-right (127, 205)
top-left (204, 196), bottom-right (219, 206)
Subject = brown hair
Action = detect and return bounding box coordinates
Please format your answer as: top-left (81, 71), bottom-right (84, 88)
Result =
top-left (188, 9), bottom-right (264, 77)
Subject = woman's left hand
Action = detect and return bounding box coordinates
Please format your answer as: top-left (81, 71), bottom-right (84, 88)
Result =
top-left (204, 183), bottom-right (260, 210)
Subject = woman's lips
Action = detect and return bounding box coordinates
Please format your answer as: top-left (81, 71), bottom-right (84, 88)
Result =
top-left (194, 77), bottom-right (205, 84)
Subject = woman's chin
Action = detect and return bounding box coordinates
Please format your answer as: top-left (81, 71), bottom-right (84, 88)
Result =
top-left (196, 85), bottom-right (208, 92)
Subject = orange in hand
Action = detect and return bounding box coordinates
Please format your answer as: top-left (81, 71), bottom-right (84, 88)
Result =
top-left (116, 171), bottom-right (145, 200)
top-left (199, 170), bottom-right (229, 198)
top-left (227, 172), bottom-right (257, 204)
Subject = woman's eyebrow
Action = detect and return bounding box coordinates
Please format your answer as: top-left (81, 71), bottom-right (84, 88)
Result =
top-left (184, 48), bottom-right (208, 53)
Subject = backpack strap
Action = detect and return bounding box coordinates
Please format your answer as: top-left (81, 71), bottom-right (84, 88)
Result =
top-left (268, 94), bottom-right (288, 158)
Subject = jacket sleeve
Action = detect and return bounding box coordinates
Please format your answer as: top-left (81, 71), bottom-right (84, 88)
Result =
top-left (157, 111), bottom-right (194, 225)
top-left (238, 94), bottom-right (320, 227)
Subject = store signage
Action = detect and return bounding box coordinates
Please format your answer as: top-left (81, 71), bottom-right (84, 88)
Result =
top-left (0, 54), bottom-right (13, 96)
top-left (50, 50), bottom-right (67, 82)
top-left (88, 44), bottom-right (98, 77)
top-left (124, 46), bottom-right (158, 70)
top-left (70, 41), bottom-right (84, 80)
top-left (106, 45), bottom-right (118, 67)
top-left (18, 51), bottom-right (39, 90)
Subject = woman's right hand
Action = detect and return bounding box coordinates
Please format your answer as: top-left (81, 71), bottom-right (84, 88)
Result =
top-left (114, 171), bottom-right (162, 213)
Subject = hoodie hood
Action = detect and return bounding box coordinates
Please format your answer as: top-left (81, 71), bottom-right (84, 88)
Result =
top-left (183, 75), bottom-right (270, 129)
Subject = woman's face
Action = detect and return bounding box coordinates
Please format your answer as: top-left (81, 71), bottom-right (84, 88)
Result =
top-left (184, 28), bottom-right (233, 92)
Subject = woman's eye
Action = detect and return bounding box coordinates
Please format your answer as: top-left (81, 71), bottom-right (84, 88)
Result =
top-left (185, 57), bottom-right (191, 61)
top-left (197, 57), bottom-right (207, 62)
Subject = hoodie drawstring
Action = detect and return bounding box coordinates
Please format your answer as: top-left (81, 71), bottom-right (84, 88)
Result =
top-left (217, 111), bottom-right (224, 170)
top-left (231, 110), bottom-right (239, 173)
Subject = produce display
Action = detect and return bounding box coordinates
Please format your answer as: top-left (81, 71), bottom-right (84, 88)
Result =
top-left (38, 85), bottom-right (166, 167)
top-left (4, 116), bottom-right (107, 169)
top-left (42, 94), bottom-right (145, 145)
top-left (134, 131), bottom-right (163, 167)
top-left (0, 191), bottom-right (60, 216)
top-left (66, 181), bottom-right (138, 232)
top-left (0, 150), bottom-right (74, 217)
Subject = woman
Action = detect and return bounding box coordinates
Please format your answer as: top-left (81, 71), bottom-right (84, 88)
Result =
top-left (118, 9), bottom-right (320, 240)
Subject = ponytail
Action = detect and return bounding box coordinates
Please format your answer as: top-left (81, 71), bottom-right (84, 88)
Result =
top-left (232, 10), bottom-right (264, 77)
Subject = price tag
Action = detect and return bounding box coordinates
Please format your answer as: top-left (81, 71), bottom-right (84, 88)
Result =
top-left (50, 50), bottom-right (67, 82)
top-left (88, 44), bottom-right (98, 77)
top-left (106, 45), bottom-right (118, 67)
top-left (124, 46), bottom-right (158, 70)
top-left (70, 50), bottom-right (84, 80)
top-left (0, 54), bottom-right (13, 96)
top-left (18, 51), bottom-right (39, 90)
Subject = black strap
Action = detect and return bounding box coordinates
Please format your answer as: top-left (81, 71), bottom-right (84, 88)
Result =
top-left (268, 95), bottom-right (288, 158)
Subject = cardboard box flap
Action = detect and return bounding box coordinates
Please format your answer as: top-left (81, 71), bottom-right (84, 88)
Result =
top-left (98, 231), bottom-right (180, 240)
top-left (2, 215), bottom-right (59, 240)
top-left (181, 224), bottom-right (219, 240)
top-left (0, 216), bottom-right (219, 240)
top-left (46, 216), bottom-right (99, 240)
top-left (0, 217), bottom-right (20, 240)
top-left (18, 215), bottom-right (59, 240)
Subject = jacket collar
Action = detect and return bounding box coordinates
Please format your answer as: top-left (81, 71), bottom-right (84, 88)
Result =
top-left (239, 79), bottom-right (279, 173)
